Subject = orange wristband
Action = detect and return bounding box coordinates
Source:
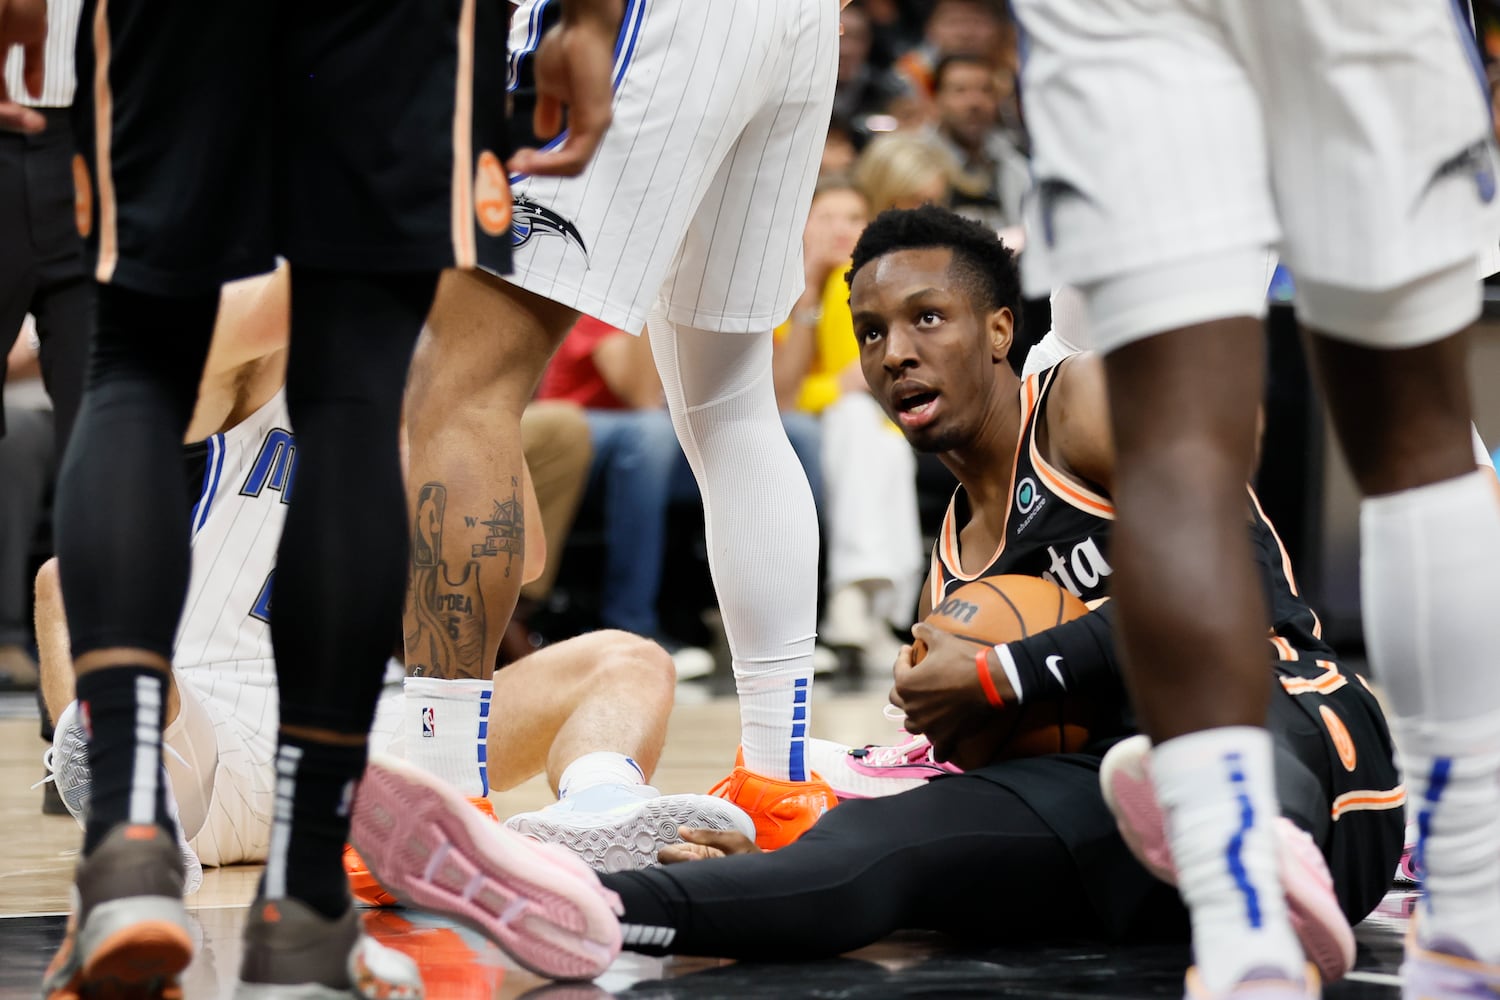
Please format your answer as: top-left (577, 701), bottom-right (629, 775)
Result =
top-left (976, 647), bottom-right (1005, 708)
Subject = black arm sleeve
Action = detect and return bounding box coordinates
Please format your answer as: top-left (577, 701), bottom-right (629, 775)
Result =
top-left (1001, 601), bottom-right (1122, 703)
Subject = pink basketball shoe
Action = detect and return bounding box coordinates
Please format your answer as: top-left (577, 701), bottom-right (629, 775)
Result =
top-left (1099, 735), bottom-right (1355, 984)
top-left (806, 735), bottom-right (961, 800)
top-left (350, 755), bottom-right (622, 982)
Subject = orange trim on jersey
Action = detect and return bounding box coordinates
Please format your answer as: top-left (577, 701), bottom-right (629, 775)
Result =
top-left (935, 378), bottom-right (1038, 587)
top-left (1032, 452), bottom-right (1115, 518)
top-left (1331, 785), bottom-right (1406, 821)
top-left (1247, 486), bottom-right (1323, 639)
top-left (1279, 659), bottom-right (1349, 696)
top-left (449, 0), bottom-right (477, 269)
top-left (91, 0), bottom-right (117, 283)
top-left (1270, 635), bottom-right (1299, 661)
top-left (1025, 365), bottom-right (1115, 518)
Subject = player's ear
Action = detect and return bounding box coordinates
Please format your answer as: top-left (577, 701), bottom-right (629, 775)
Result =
top-left (988, 306), bottom-right (1015, 364)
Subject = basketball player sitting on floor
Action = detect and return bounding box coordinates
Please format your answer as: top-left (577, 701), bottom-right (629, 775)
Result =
top-left (37, 266), bottom-right (751, 888)
top-left (400, 206), bottom-right (1404, 977)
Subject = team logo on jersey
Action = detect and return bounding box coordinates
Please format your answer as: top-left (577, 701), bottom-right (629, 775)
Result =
top-left (1430, 139), bottom-right (1497, 205)
top-left (511, 195), bottom-right (588, 256)
top-left (422, 707), bottom-right (436, 738)
top-left (1016, 477), bottom-right (1040, 514)
top-left (1319, 705), bottom-right (1358, 773)
top-left (474, 151), bottom-right (513, 237)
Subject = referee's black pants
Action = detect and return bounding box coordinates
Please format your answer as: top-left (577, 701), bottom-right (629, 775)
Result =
top-left (1, 108), bottom-right (93, 737)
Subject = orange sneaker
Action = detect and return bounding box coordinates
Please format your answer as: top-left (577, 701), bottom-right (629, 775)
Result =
top-left (709, 766), bottom-right (837, 850)
top-left (346, 795), bottom-right (496, 906)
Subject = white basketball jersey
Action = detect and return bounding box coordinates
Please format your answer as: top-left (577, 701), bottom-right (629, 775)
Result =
top-left (174, 390), bottom-right (293, 685)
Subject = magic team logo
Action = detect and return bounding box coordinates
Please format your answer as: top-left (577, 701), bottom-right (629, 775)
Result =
top-left (1430, 138), bottom-right (1497, 205)
top-left (422, 707), bottom-right (436, 738)
top-left (511, 195), bottom-right (588, 256)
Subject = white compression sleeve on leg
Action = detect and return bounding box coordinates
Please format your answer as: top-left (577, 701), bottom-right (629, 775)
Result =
top-left (648, 309), bottom-right (819, 781)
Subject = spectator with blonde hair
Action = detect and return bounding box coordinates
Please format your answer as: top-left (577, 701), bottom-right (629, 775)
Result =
top-left (853, 133), bottom-right (956, 214)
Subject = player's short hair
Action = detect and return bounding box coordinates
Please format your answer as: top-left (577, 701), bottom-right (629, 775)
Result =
top-left (933, 54), bottom-right (996, 93)
top-left (846, 205), bottom-right (1022, 334)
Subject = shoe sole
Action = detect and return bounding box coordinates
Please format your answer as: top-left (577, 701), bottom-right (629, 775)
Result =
top-left (55, 896), bottom-right (193, 999)
top-left (1100, 738), bottom-right (1355, 984)
top-left (506, 795), bottom-right (752, 872)
top-left (351, 755), bottom-right (622, 982)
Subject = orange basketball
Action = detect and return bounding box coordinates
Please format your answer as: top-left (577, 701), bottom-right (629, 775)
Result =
top-left (915, 575), bottom-right (1094, 767)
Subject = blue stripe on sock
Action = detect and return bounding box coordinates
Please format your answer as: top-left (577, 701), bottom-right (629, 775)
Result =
top-left (789, 678), bottom-right (811, 779)
top-left (1223, 752), bottom-right (1264, 930)
top-left (789, 738), bottom-right (806, 782)
top-left (1417, 757), bottom-right (1453, 915)
top-left (478, 690), bottom-right (492, 796)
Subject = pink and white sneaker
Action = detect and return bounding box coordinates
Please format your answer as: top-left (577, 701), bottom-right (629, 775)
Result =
top-left (1394, 819), bottom-right (1422, 887)
top-left (1184, 964), bottom-right (1321, 999)
top-left (350, 755), bottom-right (623, 982)
top-left (806, 735), bottom-right (961, 800)
top-left (1099, 735), bottom-right (1355, 984)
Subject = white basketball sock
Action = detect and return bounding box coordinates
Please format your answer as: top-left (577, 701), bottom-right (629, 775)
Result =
top-left (1154, 727), bottom-right (1303, 992)
top-left (648, 313), bottom-right (819, 781)
top-left (557, 751), bottom-right (649, 799)
top-left (401, 676), bottom-right (491, 798)
top-left (1362, 469), bottom-right (1500, 960)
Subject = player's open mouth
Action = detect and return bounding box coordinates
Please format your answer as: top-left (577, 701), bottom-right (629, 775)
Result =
top-left (894, 389), bottom-right (941, 429)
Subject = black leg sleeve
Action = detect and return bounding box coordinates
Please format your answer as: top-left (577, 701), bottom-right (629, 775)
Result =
top-left (271, 267), bottom-right (436, 735)
top-left (601, 775), bottom-right (1094, 960)
top-left (54, 283), bottom-right (218, 657)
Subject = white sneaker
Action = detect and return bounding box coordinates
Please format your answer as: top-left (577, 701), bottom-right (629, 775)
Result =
top-left (506, 784), bottom-right (756, 872)
top-left (42, 700), bottom-right (204, 895)
top-left (670, 646), bottom-right (715, 681)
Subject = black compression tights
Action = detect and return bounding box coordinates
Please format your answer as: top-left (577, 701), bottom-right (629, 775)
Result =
top-left (55, 284), bottom-right (220, 657)
top-left (602, 777), bottom-right (1138, 961)
top-left (271, 268), bottom-right (436, 735)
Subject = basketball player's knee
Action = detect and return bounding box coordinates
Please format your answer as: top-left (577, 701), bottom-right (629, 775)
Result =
top-left (586, 630), bottom-right (675, 703)
top-left (422, 270), bottom-right (574, 398)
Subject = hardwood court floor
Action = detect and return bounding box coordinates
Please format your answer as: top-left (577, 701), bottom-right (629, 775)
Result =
top-left (0, 687), bottom-right (1414, 999)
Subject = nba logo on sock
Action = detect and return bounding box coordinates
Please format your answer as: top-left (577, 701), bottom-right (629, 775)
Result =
top-left (422, 707), bottom-right (435, 738)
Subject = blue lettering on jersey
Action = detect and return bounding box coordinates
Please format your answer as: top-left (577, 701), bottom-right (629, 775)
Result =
top-left (250, 570), bottom-right (274, 624)
top-left (240, 428), bottom-right (297, 503)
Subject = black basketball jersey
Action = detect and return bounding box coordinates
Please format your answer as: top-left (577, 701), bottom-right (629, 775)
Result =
top-left (930, 360), bottom-right (1405, 907)
top-left (929, 363), bottom-right (1115, 613)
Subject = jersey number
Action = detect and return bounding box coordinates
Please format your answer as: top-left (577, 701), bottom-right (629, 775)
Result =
top-left (241, 428), bottom-right (297, 504)
top-left (250, 570), bottom-right (274, 624)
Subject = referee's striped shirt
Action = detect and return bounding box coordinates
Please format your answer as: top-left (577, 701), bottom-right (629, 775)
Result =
top-left (3, 0), bottom-right (82, 108)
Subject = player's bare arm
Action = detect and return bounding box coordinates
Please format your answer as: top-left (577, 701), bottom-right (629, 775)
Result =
top-left (1045, 352), bottom-right (1115, 495)
top-left (507, 0), bottom-right (625, 177)
top-left (0, 0), bottom-right (46, 133)
top-left (185, 267), bottom-right (291, 442)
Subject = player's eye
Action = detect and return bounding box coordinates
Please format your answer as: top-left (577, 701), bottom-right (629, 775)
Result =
top-left (915, 309), bottom-right (943, 328)
top-left (857, 324), bottom-right (885, 345)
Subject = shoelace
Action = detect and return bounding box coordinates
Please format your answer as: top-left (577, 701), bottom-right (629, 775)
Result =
top-left (33, 736), bottom-right (191, 790)
top-left (857, 733), bottom-right (937, 768)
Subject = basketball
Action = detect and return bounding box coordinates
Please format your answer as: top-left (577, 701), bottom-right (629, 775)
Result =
top-left (915, 575), bottom-right (1094, 767)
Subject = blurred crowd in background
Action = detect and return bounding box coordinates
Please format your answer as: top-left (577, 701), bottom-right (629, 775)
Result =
top-left (7, 0), bottom-right (1500, 689)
